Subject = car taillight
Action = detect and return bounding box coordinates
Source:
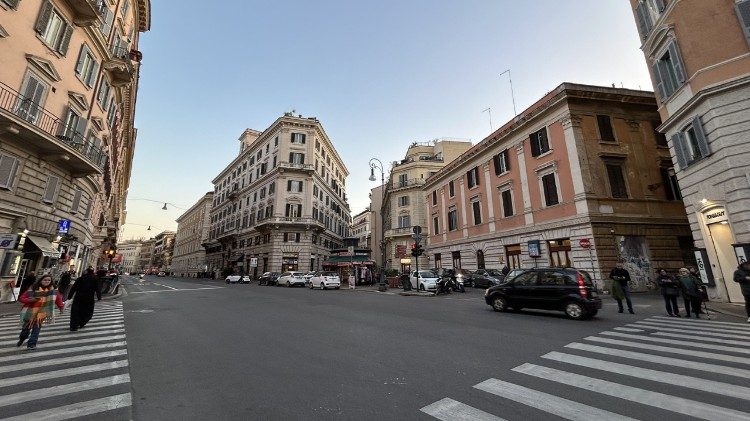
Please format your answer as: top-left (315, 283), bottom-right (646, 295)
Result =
top-left (577, 273), bottom-right (588, 298)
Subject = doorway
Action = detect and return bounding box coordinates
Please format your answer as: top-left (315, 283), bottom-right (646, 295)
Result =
top-left (707, 222), bottom-right (744, 302)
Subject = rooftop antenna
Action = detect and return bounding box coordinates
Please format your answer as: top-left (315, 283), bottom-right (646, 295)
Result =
top-left (482, 107), bottom-right (493, 132)
top-left (500, 69), bottom-right (517, 116)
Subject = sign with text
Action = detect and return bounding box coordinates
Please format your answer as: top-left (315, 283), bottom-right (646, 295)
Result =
top-left (249, 257), bottom-right (258, 267)
top-left (0, 234), bottom-right (17, 249)
top-left (58, 219), bottom-right (71, 234)
top-left (527, 240), bottom-right (541, 258)
top-left (704, 208), bottom-right (727, 224)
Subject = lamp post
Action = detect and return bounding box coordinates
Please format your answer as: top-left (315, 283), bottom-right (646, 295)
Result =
top-left (369, 158), bottom-right (387, 292)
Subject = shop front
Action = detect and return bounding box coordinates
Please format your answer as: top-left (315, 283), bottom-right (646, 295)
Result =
top-left (698, 205), bottom-right (744, 303)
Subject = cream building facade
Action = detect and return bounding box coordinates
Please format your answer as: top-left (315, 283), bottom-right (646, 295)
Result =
top-left (205, 114), bottom-right (351, 278)
top-left (380, 139), bottom-right (472, 272)
top-left (630, 0), bottom-right (750, 302)
top-left (0, 0), bottom-right (150, 300)
top-left (173, 192), bottom-right (212, 278)
top-left (351, 208), bottom-right (371, 249)
top-left (115, 238), bottom-right (140, 273)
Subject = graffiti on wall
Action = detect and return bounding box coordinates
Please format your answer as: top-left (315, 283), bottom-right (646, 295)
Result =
top-left (617, 236), bottom-right (654, 291)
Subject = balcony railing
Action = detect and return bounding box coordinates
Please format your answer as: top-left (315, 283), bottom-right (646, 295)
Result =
top-left (388, 178), bottom-right (426, 191)
top-left (278, 161), bottom-right (314, 171)
top-left (393, 156), bottom-right (444, 167)
top-left (103, 46), bottom-right (134, 87)
top-left (385, 226), bottom-right (414, 237)
top-left (64, 0), bottom-right (101, 26)
top-left (0, 82), bottom-right (106, 174)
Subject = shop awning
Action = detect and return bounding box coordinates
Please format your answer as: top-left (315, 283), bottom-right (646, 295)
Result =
top-left (26, 235), bottom-right (60, 258)
top-left (322, 256), bottom-right (375, 266)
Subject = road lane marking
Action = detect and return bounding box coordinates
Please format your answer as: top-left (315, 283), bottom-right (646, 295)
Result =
top-left (0, 334), bottom-right (126, 355)
top-left (584, 336), bottom-right (750, 365)
top-left (0, 350), bottom-right (128, 375)
top-left (0, 320), bottom-right (124, 336)
top-left (0, 360), bottom-right (129, 388)
top-left (0, 323), bottom-right (124, 341)
top-left (151, 282), bottom-right (178, 290)
top-left (541, 351), bottom-right (750, 401)
top-left (420, 398), bottom-right (506, 421)
top-left (600, 331), bottom-right (750, 355)
top-left (0, 393), bottom-right (131, 421)
top-left (512, 363), bottom-right (750, 421)
top-left (651, 331), bottom-right (750, 347)
top-left (650, 316), bottom-right (750, 329)
top-left (0, 314), bottom-right (123, 331)
top-left (473, 378), bottom-right (637, 421)
top-left (128, 286), bottom-right (225, 294)
top-left (0, 328), bottom-right (125, 346)
top-left (0, 341), bottom-right (127, 363)
top-left (631, 321), bottom-right (750, 338)
top-left (613, 327), bottom-right (644, 332)
top-left (643, 318), bottom-right (750, 333)
top-left (0, 374), bottom-right (130, 407)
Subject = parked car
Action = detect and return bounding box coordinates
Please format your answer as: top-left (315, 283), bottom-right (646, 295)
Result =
top-left (278, 271), bottom-right (306, 287)
top-left (225, 275), bottom-right (251, 284)
top-left (470, 269), bottom-right (506, 288)
top-left (410, 270), bottom-right (439, 291)
top-left (505, 268), bottom-right (524, 282)
top-left (157, 272), bottom-right (166, 277)
top-left (484, 268), bottom-right (601, 320)
top-left (303, 271), bottom-right (316, 286)
top-left (309, 271), bottom-right (341, 290)
top-left (258, 272), bottom-right (280, 286)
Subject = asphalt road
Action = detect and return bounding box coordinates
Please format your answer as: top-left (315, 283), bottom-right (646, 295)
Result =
top-left (117, 275), bottom-right (750, 421)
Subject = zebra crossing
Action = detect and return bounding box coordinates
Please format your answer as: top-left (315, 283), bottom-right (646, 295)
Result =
top-left (421, 315), bottom-right (750, 421)
top-left (0, 301), bottom-right (130, 420)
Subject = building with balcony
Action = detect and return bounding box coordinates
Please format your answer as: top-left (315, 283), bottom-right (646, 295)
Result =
top-left (351, 208), bottom-right (371, 251)
top-left (152, 230), bottom-right (175, 273)
top-left (204, 114), bottom-right (351, 278)
top-left (380, 139), bottom-right (472, 273)
top-left (137, 237), bottom-right (154, 274)
top-left (629, 0), bottom-right (750, 303)
top-left (424, 83), bottom-right (692, 291)
top-left (115, 238), bottom-right (140, 274)
top-left (0, 0), bottom-right (151, 287)
top-left (173, 192), bottom-right (212, 278)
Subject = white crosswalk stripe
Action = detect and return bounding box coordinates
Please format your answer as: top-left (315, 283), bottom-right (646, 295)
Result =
top-left (0, 300), bottom-right (131, 420)
top-left (421, 314), bottom-right (750, 421)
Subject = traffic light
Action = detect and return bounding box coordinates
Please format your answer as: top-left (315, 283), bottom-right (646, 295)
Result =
top-left (415, 244), bottom-right (424, 257)
top-left (411, 243), bottom-right (424, 257)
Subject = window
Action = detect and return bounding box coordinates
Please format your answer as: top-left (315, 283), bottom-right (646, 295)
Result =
top-left (107, 101), bottom-right (117, 128)
top-left (287, 180), bottom-right (303, 192)
top-left (448, 208), bottom-right (458, 231)
top-left (61, 107), bottom-right (85, 140)
top-left (548, 239), bottom-right (572, 268)
top-left (35, 2), bottom-right (73, 55)
top-left (75, 45), bottom-right (98, 87)
top-left (466, 167), bottom-right (480, 188)
top-left (539, 271), bottom-right (570, 286)
top-left (16, 72), bottom-right (48, 124)
top-left (97, 77), bottom-right (111, 109)
top-left (398, 174), bottom-right (408, 187)
top-left (652, 41), bottom-right (686, 100)
top-left (0, 153), bottom-right (20, 190)
top-left (1, 0), bottom-right (20, 9)
top-left (513, 271), bottom-right (537, 286)
top-left (285, 203), bottom-right (302, 218)
top-left (289, 153), bottom-right (304, 165)
top-left (660, 167), bottom-right (682, 201)
top-left (432, 215), bottom-right (440, 235)
top-left (500, 188), bottom-right (514, 217)
top-left (398, 196), bottom-right (409, 206)
top-left (291, 133), bottom-right (306, 144)
top-left (471, 200), bottom-right (482, 225)
top-left (476, 250), bottom-right (485, 270)
top-left (505, 244), bottom-right (521, 269)
top-left (672, 116), bottom-right (710, 169)
top-left (432, 191), bottom-right (437, 206)
top-left (121, 0), bottom-right (130, 18)
top-left (739, 0), bottom-right (750, 47)
top-left (448, 180), bottom-right (455, 197)
top-left (451, 251), bottom-right (461, 269)
top-left (269, 182), bottom-right (275, 195)
top-left (434, 253), bottom-right (442, 269)
top-left (398, 215), bottom-right (410, 228)
top-left (605, 163), bottom-right (628, 198)
top-left (541, 173), bottom-right (559, 206)
top-left (42, 174), bottom-right (60, 203)
top-left (493, 150), bottom-right (510, 175)
top-left (597, 115), bottom-right (616, 142)
top-left (529, 127), bottom-right (550, 157)
top-left (652, 121), bottom-right (668, 147)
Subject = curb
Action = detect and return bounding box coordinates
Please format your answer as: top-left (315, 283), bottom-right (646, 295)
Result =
top-left (398, 291), bottom-right (434, 297)
top-left (706, 306), bottom-right (747, 320)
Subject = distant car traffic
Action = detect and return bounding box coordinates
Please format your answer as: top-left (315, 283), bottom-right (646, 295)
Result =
top-left (410, 270), bottom-right (439, 291)
top-left (470, 269), bottom-right (506, 288)
top-left (225, 275), bottom-right (251, 284)
top-left (484, 268), bottom-right (601, 320)
top-left (278, 272), bottom-right (306, 287)
top-left (309, 272), bottom-right (341, 290)
top-left (258, 272), bottom-right (280, 286)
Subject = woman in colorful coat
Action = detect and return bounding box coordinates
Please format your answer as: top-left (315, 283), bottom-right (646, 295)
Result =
top-left (17, 274), bottom-right (64, 350)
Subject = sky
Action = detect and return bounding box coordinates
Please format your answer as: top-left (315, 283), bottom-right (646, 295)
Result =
top-left (119, 0), bottom-right (654, 240)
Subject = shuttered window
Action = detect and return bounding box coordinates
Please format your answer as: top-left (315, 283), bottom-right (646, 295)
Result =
top-left (42, 175), bottom-right (60, 203)
top-left (448, 208), bottom-right (458, 231)
top-left (16, 72), bottom-right (48, 123)
top-left (467, 167), bottom-right (480, 188)
top-left (501, 188), bottom-right (514, 217)
top-left (736, 0), bottom-right (750, 47)
top-left (291, 133), bottom-right (306, 144)
top-left (541, 173), bottom-right (559, 206)
top-left (71, 189), bottom-right (83, 213)
top-left (75, 44), bottom-right (98, 87)
top-left (493, 150), bottom-right (510, 175)
top-left (605, 163), bottom-right (629, 198)
top-left (529, 127), bottom-right (550, 157)
top-left (448, 180), bottom-right (455, 197)
top-left (672, 116), bottom-right (710, 170)
top-left (0, 153), bottom-right (20, 190)
top-left (652, 41), bottom-right (686, 101)
top-left (398, 196), bottom-right (409, 206)
top-left (35, 2), bottom-right (73, 55)
top-left (1, 0), bottom-right (20, 9)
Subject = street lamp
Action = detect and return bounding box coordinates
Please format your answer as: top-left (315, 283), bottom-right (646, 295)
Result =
top-left (369, 158), bottom-right (387, 292)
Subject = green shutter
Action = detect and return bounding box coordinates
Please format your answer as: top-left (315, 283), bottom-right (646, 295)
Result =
top-left (652, 61), bottom-right (666, 100)
top-left (671, 133), bottom-right (688, 170)
top-left (668, 41), bottom-right (686, 84)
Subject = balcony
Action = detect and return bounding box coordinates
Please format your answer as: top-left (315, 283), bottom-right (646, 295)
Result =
top-left (393, 156), bottom-right (444, 167)
top-left (64, 0), bottom-right (102, 26)
top-left (0, 82), bottom-right (106, 175)
top-left (103, 46), bottom-right (134, 87)
top-left (278, 161), bottom-right (315, 173)
top-left (255, 216), bottom-right (325, 232)
top-left (385, 226), bottom-right (414, 237)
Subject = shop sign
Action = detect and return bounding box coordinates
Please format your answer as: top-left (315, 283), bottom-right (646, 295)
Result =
top-left (527, 240), bottom-right (541, 258)
top-left (693, 249), bottom-right (715, 285)
top-left (249, 257), bottom-right (258, 267)
top-left (0, 234), bottom-right (17, 249)
top-left (704, 208), bottom-right (728, 224)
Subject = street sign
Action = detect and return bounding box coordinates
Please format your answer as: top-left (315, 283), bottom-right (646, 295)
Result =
top-left (58, 219), bottom-right (71, 234)
top-left (411, 233), bottom-right (422, 241)
top-left (527, 240), bottom-right (541, 258)
top-left (347, 246), bottom-right (355, 255)
top-left (412, 226), bottom-right (422, 234)
top-left (579, 238), bottom-right (591, 249)
top-left (249, 257), bottom-right (258, 267)
top-left (0, 234), bottom-right (17, 249)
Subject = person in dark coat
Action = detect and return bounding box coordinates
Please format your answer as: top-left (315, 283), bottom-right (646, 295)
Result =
top-left (733, 262), bottom-right (750, 323)
top-left (609, 263), bottom-right (634, 314)
top-left (656, 269), bottom-right (681, 317)
top-left (18, 271), bottom-right (37, 295)
top-left (677, 267), bottom-right (702, 318)
top-left (57, 270), bottom-right (73, 300)
top-left (68, 267), bottom-right (102, 331)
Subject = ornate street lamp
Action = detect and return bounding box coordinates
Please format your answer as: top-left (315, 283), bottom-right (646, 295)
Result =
top-left (369, 158), bottom-right (387, 292)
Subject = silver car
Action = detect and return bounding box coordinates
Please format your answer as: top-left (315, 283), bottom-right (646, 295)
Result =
top-left (309, 271), bottom-right (341, 290)
top-left (278, 271), bottom-right (306, 287)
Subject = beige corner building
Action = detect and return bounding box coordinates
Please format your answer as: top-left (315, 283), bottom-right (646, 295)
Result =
top-left (0, 0), bottom-right (150, 300)
top-left (173, 192), bottom-right (213, 278)
top-left (630, 0), bottom-right (750, 302)
top-left (115, 238), bottom-right (140, 273)
top-left (380, 139), bottom-right (472, 273)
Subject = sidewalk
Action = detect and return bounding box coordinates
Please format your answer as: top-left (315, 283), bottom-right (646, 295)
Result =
top-left (706, 301), bottom-right (748, 320)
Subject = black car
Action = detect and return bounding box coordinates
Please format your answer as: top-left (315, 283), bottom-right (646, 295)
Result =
top-left (470, 269), bottom-right (506, 288)
top-left (484, 268), bottom-right (601, 320)
top-left (258, 272), bottom-right (280, 286)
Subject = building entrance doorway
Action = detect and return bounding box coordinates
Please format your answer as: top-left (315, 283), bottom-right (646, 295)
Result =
top-left (707, 221), bottom-right (744, 302)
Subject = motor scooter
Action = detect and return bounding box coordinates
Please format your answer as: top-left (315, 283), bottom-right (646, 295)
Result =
top-left (435, 277), bottom-right (452, 295)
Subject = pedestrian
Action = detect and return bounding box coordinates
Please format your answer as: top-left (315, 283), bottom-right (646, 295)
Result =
top-left (347, 269), bottom-right (355, 290)
top-left (732, 261), bottom-right (750, 323)
top-left (677, 267), bottom-right (702, 318)
top-left (656, 269), bottom-right (681, 317)
top-left (609, 263), bottom-right (634, 314)
top-left (501, 265), bottom-right (510, 276)
top-left (68, 267), bottom-right (102, 331)
top-left (18, 270), bottom-right (36, 295)
top-left (688, 266), bottom-right (705, 314)
top-left (57, 270), bottom-right (73, 300)
top-left (16, 274), bottom-right (64, 350)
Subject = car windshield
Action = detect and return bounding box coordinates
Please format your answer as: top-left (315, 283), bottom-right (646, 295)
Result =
top-left (322, 272), bottom-right (337, 277)
top-left (486, 269), bottom-right (503, 276)
top-left (419, 271), bottom-right (436, 278)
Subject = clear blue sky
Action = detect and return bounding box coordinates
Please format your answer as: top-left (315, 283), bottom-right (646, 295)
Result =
top-left (120, 0), bottom-right (652, 240)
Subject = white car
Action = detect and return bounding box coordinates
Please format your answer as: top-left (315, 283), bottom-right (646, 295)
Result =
top-left (225, 275), bottom-right (251, 284)
top-left (410, 270), bottom-right (439, 291)
top-left (309, 271), bottom-right (341, 290)
top-left (278, 271), bottom-right (306, 287)
top-left (303, 271), bottom-right (316, 285)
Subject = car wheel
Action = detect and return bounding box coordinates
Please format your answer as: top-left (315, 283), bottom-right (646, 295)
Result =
top-left (309, 282), bottom-right (314, 289)
top-left (225, 280), bottom-right (229, 284)
top-left (286, 281), bottom-right (291, 287)
top-left (565, 302), bottom-right (586, 320)
top-left (321, 283), bottom-right (326, 290)
top-left (491, 296), bottom-right (508, 312)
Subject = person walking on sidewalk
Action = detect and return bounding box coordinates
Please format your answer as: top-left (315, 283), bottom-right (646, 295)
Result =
top-left (16, 274), bottom-right (64, 350)
top-left (68, 267), bottom-right (102, 331)
top-left (733, 261), bottom-right (750, 323)
top-left (609, 263), bottom-right (634, 314)
top-left (677, 267), bottom-right (702, 318)
top-left (657, 269), bottom-right (681, 317)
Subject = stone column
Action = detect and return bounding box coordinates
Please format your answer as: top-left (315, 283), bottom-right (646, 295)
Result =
top-left (482, 162), bottom-right (496, 232)
top-left (515, 142), bottom-right (534, 225)
top-left (458, 178), bottom-right (469, 237)
top-left (561, 113), bottom-right (591, 214)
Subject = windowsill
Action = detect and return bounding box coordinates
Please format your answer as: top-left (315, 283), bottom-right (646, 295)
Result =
top-left (468, 185), bottom-right (480, 191)
top-left (541, 202), bottom-right (563, 210)
top-left (534, 150), bottom-right (553, 160)
top-left (598, 140), bottom-right (619, 145)
top-left (495, 170), bottom-right (510, 177)
top-left (36, 34), bottom-right (63, 59)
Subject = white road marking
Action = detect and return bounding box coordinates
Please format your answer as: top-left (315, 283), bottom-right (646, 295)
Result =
top-left (542, 351), bottom-right (750, 400)
top-left (650, 315), bottom-right (750, 329)
top-left (600, 331), bottom-right (750, 355)
top-left (631, 321), bottom-right (750, 339)
top-left (151, 282), bottom-right (178, 290)
top-left (0, 316), bottom-right (124, 333)
top-left (613, 327), bottom-right (644, 332)
top-left (128, 286), bottom-right (224, 294)
top-left (473, 378), bottom-right (637, 421)
top-left (0, 328), bottom-right (124, 346)
top-left (0, 324), bottom-right (124, 341)
top-left (420, 398), bottom-right (506, 421)
top-left (0, 393), bottom-right (131, 421)
top-left (584, 336), bottom-right (750, 365)
top-left (0, 334), bottom-right (126, 355)
top-left (0, 359), bottom-right (129, 388)
top-left (0, 341), bottom-right (127, 363)
top-left (0, 350), bottom-right (128, 375)
top-left (651, 331), bottom-right (750, 347)
top-left (565, 342), bottom-right (750, 379)
top-left (513, 363), bottom-right (750, 421)
top-left (0, 374), bottom-right (130, 407)
top-left (644, 318), bottom-right (750, 332)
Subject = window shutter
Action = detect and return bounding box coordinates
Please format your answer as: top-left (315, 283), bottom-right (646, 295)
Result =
top-left (654, 0), bottom-right (665, 12)
top-left (671, 133), bottom-right (688, 170)
top-left (75, 116), bottom-right (88, 137)
top-left (297, 204), bottom-right (302, 216)
top-left (504, 150), bottom-right (511, 171)
top-left (71, 189), bottom-right (82, 213)
top-left (42, 175), bottom-right (59, 203)
top-left (35, 1), bottom-right (53, 34)
top-left (289, 152), bottom-right (293, 162)
top-left (493, 154), bottom-right (501, 175)
top-left (75, 44), bottom-right (87, 75)
top-left (3, 0), bottom-right (20, 9)
top-left (668, 41), bottom-right (686, 84)
top-left (651, 61), bottom-right (667, 100)
top-left (0, 154), bottom-right (19, 189)
top-left (301, 134), bottom-right (306, 144)
top-left (635, 3), bottom-right (652, 38)
top-left (299, 154), bottom-right (304, 164)
top-left (691, 115), bottom-right (710, 158)
top-left (287, 180), bottom-right (293, 191)
top-left (102, 8), bottom-right (114, 36)
top-left (529, 133), bottom-right (540, 157)
top-left (58, 24), bottom-right (73, 55)
top-left (87, 59), bottom-right (99, 87)
top-left (736, 0), bottom-right (750, 47)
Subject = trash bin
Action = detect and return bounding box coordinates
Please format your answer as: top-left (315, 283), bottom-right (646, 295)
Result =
top-left (400, 273), bottom-right (411, 291)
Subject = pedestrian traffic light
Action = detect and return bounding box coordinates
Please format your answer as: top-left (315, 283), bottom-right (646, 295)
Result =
top-left (411, 243), bottom-right (424, 257)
